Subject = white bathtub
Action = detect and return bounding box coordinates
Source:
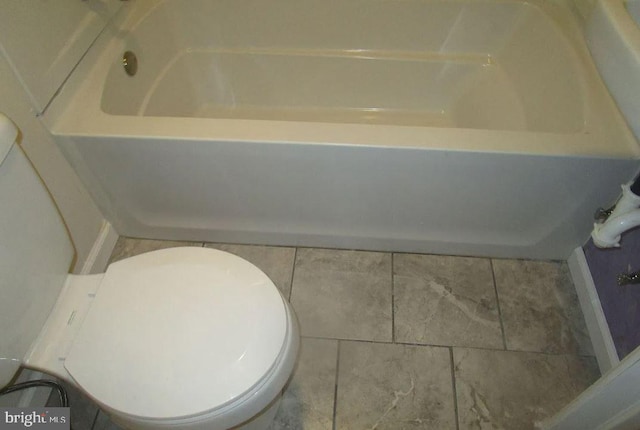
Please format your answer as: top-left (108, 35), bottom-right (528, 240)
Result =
top-left (46, 0), bottom-right (639, 259)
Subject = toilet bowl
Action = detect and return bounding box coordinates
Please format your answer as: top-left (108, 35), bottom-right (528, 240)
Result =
top-left (35, 247), bottom-right (299, 430)
top-left (0, 113), bottom-right (299, 429)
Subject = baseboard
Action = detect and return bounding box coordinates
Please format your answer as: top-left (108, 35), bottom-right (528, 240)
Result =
top-left (79, 220), bottom-right (119, 275)
top-left (568, 247), bottom-right (619, 373)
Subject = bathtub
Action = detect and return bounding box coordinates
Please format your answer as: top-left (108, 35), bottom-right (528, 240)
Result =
top-left (46, 0), bottom-right (639, 259)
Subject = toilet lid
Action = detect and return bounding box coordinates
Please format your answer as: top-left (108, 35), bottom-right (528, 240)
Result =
top-left (64, 247), bottom-right (288, 420)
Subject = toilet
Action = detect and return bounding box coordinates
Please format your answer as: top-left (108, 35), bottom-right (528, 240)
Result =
top-left (0, 112), bottom-right (299, 430)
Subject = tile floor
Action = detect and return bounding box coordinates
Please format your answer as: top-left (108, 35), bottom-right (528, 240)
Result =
top-left (67, 238), bottom-right (600, 430)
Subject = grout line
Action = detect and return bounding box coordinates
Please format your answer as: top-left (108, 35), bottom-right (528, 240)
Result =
top-left (332, 341), bottom-right (341, 430)
top-left (490, 259), bottom-right (508, 351)
top-left (288, 247), bottom-right (298, 302)
top-left (298, 335), bottom-right (589, 359)
top-left (301, 335), bottom-right (397, 345)
top-left (396, 339), bottom-right (495, 352)
top-left (118, 236), bottom-right (562, 263)
top-left (391, 253), bottom-right (396, 344)
top-left (89, 409), bottom-right (100, 430)
top-left (450, 347), bottom-right (460, 430)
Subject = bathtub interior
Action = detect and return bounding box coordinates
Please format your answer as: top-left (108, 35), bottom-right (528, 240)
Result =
top-left (100, 0), bottom-right (584, 133)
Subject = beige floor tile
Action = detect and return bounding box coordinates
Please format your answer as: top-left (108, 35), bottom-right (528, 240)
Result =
top-left (493, 259), bottom-right (593, 355)
top-left (454, 347), bottom-right (599, 430)
top-left (335, 341), bottom-right (456, 430)
top-left (394, 254), bottom-right (503, 349)
top-left (291, 248), bottom-right (392, 342)
top-left (92, 411), bottom-right (124, 430)
top-left (269, 337), bottom-right (338, 430)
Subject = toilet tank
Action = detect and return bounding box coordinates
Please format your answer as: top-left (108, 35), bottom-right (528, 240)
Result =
top-left (0, 113), bottom-right (74, 387)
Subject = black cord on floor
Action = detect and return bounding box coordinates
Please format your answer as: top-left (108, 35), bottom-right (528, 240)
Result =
top-left (0, 380), bottom-right (72, 429)
top-left (0, 379), bottom-right (69, 407)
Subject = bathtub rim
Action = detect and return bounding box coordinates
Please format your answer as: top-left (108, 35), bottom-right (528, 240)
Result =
top-left (47, 114), bottom-right (638, 159)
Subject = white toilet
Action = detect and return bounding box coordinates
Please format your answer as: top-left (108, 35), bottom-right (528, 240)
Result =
top-left (0, 113), bottom-right (300, 430)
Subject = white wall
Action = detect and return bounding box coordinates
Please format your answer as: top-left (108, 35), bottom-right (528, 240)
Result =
top-left (0, 52), bottom-right (107, 272)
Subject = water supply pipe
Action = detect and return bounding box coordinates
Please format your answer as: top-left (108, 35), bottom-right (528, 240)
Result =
top-left (592, 175), bottom-right (640, 248)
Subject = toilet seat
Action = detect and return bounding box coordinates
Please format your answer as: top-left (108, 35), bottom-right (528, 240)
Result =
top-left (63, 247), bottom-right (288, 420)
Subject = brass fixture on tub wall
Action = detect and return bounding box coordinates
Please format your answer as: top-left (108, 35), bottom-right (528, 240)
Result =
top-left (122, 51), bottom-right (137, 76)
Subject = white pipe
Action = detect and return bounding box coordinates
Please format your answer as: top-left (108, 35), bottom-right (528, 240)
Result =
top-left (592, 209), bottom-right (640, 248)
top-left (608, 184), bottom-right (640, 220)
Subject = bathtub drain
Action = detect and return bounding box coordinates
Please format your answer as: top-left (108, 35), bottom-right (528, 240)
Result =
top-left (122, 51), bottom-right (138, 76)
